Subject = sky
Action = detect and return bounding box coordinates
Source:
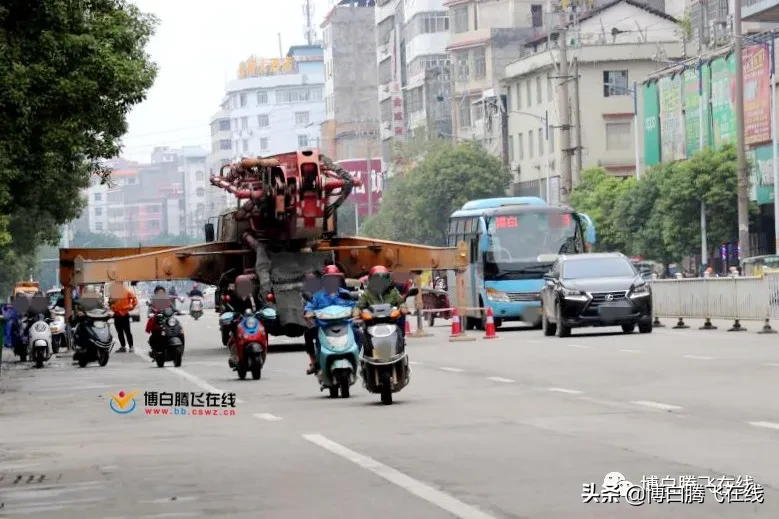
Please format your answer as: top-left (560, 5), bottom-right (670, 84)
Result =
top-left (122, 0), bottom-right (332, 163)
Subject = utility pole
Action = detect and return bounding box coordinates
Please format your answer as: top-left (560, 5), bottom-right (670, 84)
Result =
top-left (734, 0), bottom-right (750, 258)
top-left (572, 57), bottom-right (582, 184)
top-left (557, 29), bottom-right (573, 205)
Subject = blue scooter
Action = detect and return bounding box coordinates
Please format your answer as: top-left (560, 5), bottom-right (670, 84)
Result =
top-left (314, 305), bottom-right (360, 398)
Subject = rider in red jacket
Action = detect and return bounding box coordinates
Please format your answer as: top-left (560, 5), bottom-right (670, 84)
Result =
top-left (145, 286), bottom-right (172, 334)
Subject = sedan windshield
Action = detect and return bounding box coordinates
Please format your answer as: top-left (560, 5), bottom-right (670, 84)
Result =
top-left (562, 257), bottom-right (637, 279)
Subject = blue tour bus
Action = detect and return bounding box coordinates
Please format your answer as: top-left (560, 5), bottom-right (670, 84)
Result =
top-left (447, 197), bottom-right (595, 330)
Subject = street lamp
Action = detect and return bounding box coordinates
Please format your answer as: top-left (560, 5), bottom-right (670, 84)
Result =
top-left (510, 110), bottom-right (551, 202)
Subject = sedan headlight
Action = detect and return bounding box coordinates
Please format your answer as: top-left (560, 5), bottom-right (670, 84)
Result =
top-left (486, 287), bottom-right (510, 302)
top-left (561, 286), bottom-right (589, 301)
top-left (629, 284), bottom-right (650, 298)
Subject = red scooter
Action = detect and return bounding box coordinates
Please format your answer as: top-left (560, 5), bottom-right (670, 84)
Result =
top-left (228, 308), bottom-right (271, 380)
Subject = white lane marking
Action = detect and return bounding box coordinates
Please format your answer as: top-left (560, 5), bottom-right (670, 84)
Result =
top-left (130, 347), bottom-right (247, 405)
top-left (748, 421), bottom-right (779, 430)
top-left (487, 376), bottom-right (515, 383)
top-left (254, 413), bottom-right (283, 421)
top-left (7, 497), bottom-right (106, 514)
top-left (142, 496), bottom-right (198, 504)
top-left (683, 355), bottom-right (714, 360)
top-left (303, 434), bottom-right (495, 519)
top-left (548, 387), bottom-right (583, 395)
top-left (764, 363), bottom-right (779, 367)
top-left (409, 361), bottom-right (422, 365)
top-left (568, 344), bottom-right (590, 349)
top-left (527, 339), bottom-right (541, 344)
top-left (440, 367), bottom-right (464, 373)
top-left (34, 384), bottom-right (112, 392)
top-left (631, 400), bottom-right (682, 411)
top-left (620, 349), bottom-right (643, 353)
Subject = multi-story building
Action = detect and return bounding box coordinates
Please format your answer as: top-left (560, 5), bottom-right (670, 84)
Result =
top-left (375, 0), bottom-right (452, 166)
top-left (504, 0), bottom-right (683, 199)
top-left (207, 109), bottom-right (233, 217)
top-left (321, 0), bottom-right (381, 163)
top-left (445, 0), bottom-right (542, 158)
top-left (219, 45), bottom-right (325, 162)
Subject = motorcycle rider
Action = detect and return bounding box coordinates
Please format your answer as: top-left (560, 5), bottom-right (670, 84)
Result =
top-left (146, 285), bottom-right (173, 358)
top-left (188, 283), bottom-right (204, 298)
top-left (353, 265), bottom-right (409, 356)
top-left (108, 281), bottom-right (137, 353)
top-left (226, 275), bottom-right (260, 365)
top-left (71, 286), bottom-right (106, 360)
top-left (302, 270), bottom-right (321, 374)
top-left (303, 265), bottom-right (359, 374)
top-left (27, 291), bottom-right (52, 322)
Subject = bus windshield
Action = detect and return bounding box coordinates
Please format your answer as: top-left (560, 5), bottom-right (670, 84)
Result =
top-left (486, 212), bottom-right (579, 261)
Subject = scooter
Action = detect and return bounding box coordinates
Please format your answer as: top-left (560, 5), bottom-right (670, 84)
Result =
top-left (50, 307), bottom-right (67, 354)
top-left (73, 309), bottom-right (114, 368)
top-left (359, 288), bottom-right (417, 405)
top-left (218, 300), bottom-right (235, 347)
top-left (314, 305), bottom-right (360, 398)
top-left (189, 297), bottom-right (203, 320)
top-left (150, 306), bottom-right (185, 367)
top-left (28, 314), bottom-right (53, 369)
top-left (12, 315), bottom-right (29, 362)
top-left (228, 308), bottom-right (276, 380)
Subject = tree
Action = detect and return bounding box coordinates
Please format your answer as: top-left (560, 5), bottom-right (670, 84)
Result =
top-left (361, 141), bottom-right (511, 245)
top-left (0, 0), bottom-right (157, 284)
top-left (71, 231), bottom-right (124, 248)
top-left (569, 167), bottom-right (633, 253)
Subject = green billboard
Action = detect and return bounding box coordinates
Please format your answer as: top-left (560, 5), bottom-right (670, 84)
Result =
top-left (659, 74), bottom-right (685, 161)
top-left (682, 65), bottom-right (712, 157)
top-left (748, 144), bottom-right (775, 205)
top-left (643, 81), bottom-right (661, 166)
top-left (711, 53), bottom-right (736, 147)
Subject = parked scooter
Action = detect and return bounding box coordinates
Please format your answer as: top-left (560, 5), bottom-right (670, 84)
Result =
top-left (50, 307), bottom-right (68, 354)
top-left (359, 288), bottom-right (417, 405)
top-left (28, 314), bottom-right (53, 368)
top-left (150, 306), bottom-right (185, 367)
top-left (314, 305), bottom-right (361, 398)
top-left (73, 309), bottom-right (114, 368)
top-left (228, 308), bottom-right (276, 380)
top-left (12, 315), bottom-right (30, 362)
top-left (189, 297), bottom-right (203, 320)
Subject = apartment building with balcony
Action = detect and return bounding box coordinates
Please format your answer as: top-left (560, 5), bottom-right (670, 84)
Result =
top-left (207, 109), bottom-right (233, 217)
top-left (504, 0), bottom-right (683, 199)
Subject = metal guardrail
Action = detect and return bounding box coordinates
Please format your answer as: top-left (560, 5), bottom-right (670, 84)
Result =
top-left (650, 274), bottom-right (779, 332)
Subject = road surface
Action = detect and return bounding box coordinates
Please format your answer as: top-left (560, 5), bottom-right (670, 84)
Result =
top-left (1, 313), bottom-right (778, 518)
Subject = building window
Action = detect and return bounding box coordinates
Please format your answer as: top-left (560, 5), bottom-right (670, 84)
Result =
top-left (606, 121), bottom-right (632, 150)
top-left (298, 135), bottom-right (309, 148)
top-left (93, 192), bottom-right (102, 202)
top-left (257, 91), bottom-right (268, 105)
top-left (240, 93), bottom-right (247, 107)
top-left (473, 47), bottom-right (486, 79)
top-left (107, 207), bottom-right (123, 218)
top-left (196, 188), bottom-right (205, 197)
top-left (107, 191), bottom-right (121, 203)
top-left (536, 76), bottom-right (542, 104)
top-left (405, 86), bottom-right (424, 114)
top-left (538, 128), bottom-right (544, 155)
top-left (195, 171), bottom-right (204, 181)
top-left (295, 112), bottom-right (310, 125)
top-left (242, 139), bottom-right (249, 152)
top-left (518, 133), bottom-right (524, 160)
top-left (547, 74), bottom-right (553, 100)
top-left (516, 82), bottom-right (522, 110)
top-left (241, 116), bottom-right (248, 130)
top-left (458, 97), bottom-right (472, 127)
top-left (277, 88), bottom-right (321, 103)
top-left (508, 135), bottom-right (514, 161)
top-left (506, 85), bottom-right (512, 112)
top-left (219, 139), bottom-right (231, 150)
top-left (526, 81), bottom-right (532, 106)
top-left (219, 119), bottom-right (230, 131)
top-left (258, 114), bottom-right (269, 127)
top-left (452, 6), bottom-right (468, 34)
top-left (406, 12), bottom-right (449, 40)
top-left (604, 70), bottom-right (629, 97)
top-left (95, 222), bottom-right (103, 231)
top-left (473, 101), bottom-right (484, 122)
top-left (528, 129), bottom-right (534, 158)
top-left (531, 5), bottom-right (543, 28)
top-left (549, 126), bottom-right (555, 151)
top-left (94, 207), bottom-right (103, 216)
top-left (454, 50), bottom-right (469, 81)
top-left (260, 137), bottom-right (268, 150)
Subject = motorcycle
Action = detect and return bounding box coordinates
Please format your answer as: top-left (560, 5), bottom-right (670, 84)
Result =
top-left (73, 309), bottom-right (114, 368)
top-left (28, 314), bottom-right (53, 368)
top-left (228, 307), bottom-right (276, 380)
top-left (359, 288), bottom-right (417, 405)
top-left (50, 307), bottom-right (68, 354)
top-left (150, 306), bottom-right (185, 367)
top-left (218, 302), bottom-right (235, 347)
top-left (12, 315), bottom-right (29, 362)
top-left (314, 305), bottom-right (361, 398)
top-left (189, 297), bottom-right (203, 320)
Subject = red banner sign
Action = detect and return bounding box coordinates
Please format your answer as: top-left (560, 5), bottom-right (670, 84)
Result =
top-left (336, 159), bottom-right (383, 216)
top-left (743, 44), bottom-right (771, 145)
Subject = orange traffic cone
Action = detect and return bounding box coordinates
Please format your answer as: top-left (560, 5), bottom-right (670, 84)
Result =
top-left (404, 318), bottom-right (412, 334)
top-left (450, 308), bottom-right (462, 337)
top-left (484, 307), bottom-right (497, 339)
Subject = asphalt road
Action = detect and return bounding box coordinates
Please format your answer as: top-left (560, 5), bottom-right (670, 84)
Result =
top-left (1, 312), bottom-right (779, 518)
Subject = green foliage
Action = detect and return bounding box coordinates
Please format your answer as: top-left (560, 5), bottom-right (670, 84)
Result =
top-left (570, 145), bottom-right (756, 263)
top-left (0, 0), bottom-right (157, 287)
top-left (336, 200), bottom-right (357, 237)
top-left (71, 231), bottom-right (124, 248)
top-left (360, 141), bottom-right (511, 245)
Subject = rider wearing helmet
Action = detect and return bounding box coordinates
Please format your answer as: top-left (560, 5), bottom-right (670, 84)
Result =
top-left (353, 265), bottom-right (409, 355)
top-left (303, 264), bottom-right (358, 374)
top-left (188, 283), bottom-right (203, 298)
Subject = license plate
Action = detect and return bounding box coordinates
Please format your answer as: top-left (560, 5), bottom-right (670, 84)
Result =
top-left (598, 303), bottom-right (632, 318)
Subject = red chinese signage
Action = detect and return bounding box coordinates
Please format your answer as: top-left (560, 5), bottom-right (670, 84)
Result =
top-left (336, 158), bottom-right (383, 216)
top-left (743, 44), bottom-right (771, 145)
top-left (495, 216), bottom-right (518, 229)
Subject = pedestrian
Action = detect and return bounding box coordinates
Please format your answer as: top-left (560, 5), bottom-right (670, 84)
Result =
top-left (109, 281), bottom-right (138, 353)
